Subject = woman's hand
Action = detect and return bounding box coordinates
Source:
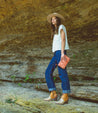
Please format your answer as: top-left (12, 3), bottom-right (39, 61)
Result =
top-left (61, 53), bottom-right (65, 60)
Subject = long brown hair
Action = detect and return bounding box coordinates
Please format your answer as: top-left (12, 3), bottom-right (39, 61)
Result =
top-left (50, 16), bottom-right (61, 39)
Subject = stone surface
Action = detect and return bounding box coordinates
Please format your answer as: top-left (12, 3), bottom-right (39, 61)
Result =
top-left (0, 0), bottom-right (98, 112)
top-left (0, 41), bottom-right (98, 81)
top-left (0, 82), bottom-right (98, 113)
top-left (34, 81), bottom-right (98, 103)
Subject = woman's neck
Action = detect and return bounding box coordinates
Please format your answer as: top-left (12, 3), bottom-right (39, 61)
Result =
top-left (54, 24), bottom-right (57, 27)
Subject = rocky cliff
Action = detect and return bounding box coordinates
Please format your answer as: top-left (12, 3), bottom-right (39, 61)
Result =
top-left (0, 0), bottom-right (98, 112)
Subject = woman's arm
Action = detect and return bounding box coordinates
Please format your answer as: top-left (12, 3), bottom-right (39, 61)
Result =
top-left (60, 29), bottom-right (65, 58)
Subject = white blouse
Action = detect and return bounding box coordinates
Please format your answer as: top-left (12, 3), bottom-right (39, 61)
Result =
top-left (52, 24), bottom-right (70, 52)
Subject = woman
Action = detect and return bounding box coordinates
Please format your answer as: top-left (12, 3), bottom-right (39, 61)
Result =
top-left (44, 12), bottom-right (71, 105)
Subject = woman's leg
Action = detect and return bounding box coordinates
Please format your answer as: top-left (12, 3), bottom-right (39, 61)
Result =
top-left (45, 54), bottom-right (57, 92)
top-left (57, 50), bottom-right (71, 94)
top-left (57, 66), bottom-right (71, 93)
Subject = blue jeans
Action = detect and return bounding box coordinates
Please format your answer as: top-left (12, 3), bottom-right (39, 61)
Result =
top-left (45, 50), bottom-right (71, 93)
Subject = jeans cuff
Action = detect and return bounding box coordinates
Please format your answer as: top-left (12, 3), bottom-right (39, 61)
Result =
top-left (62, 90), bottom-right (71, 93)
top-left (49, 88), bottom-right (56, 91)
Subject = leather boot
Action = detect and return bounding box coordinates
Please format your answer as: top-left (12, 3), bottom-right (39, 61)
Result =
top-left (55, 93), bottom-right (69, 105)
top-left (44, 90), bottom-right (57, 101)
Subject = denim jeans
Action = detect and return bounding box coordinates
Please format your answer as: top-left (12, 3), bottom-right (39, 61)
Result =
top-left (45, 50), bottom-right (71, 93)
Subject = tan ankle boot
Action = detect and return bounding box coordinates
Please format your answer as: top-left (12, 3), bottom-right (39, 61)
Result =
top-left (55, 93), bottom-right (69, 105)
top-left (44, 90), bottom-right (57, 101)
top-left (50, 90), bottom-right (57, 99)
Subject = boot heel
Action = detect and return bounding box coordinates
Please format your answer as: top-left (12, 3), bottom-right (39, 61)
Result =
top-left (51, 96), bottom-right (57, 101)
top-left (63, 100), bottom-right (68, 104)
top-left (44, 95), bottom-right (58, 101)
top-left (53, 96), bottom-right (57, 101)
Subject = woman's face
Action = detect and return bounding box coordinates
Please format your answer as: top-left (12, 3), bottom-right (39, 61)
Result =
top-left (51, 16), bottom-right (57, 25)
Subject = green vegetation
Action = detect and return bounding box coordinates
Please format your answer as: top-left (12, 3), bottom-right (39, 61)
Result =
top-left (10, 75), bottom-right (16, 82)
top-left (23, 74), bottom-right (32, 82)
top-left (5, 96), bottom-right (17, 104)
top-left (53, 76), bottom-right (56, 81)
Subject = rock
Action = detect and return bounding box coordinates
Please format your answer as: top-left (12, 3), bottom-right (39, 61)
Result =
top-left (0, 0), bottom-right (97, 112)
top-left (0, 41), bottom-right (98, 83)
top-left (34, 81), bottom-right (98, 103)
top-left (0, 82), bottom-right (98, 113)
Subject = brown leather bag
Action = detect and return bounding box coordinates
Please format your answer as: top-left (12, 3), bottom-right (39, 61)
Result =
top-left (58, 55), bottom-right (70, 69)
